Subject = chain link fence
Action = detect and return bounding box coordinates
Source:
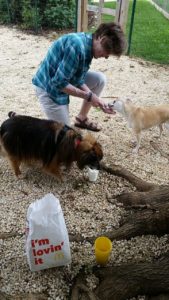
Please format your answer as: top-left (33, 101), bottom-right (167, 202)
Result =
top-left (152, 0), bottom-right (169, 13)
top-left (150, 0), bottom-right (169, 21)
top-left (0, 0), bottom-right (76, 33)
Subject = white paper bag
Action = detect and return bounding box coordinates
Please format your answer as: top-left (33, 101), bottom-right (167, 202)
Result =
top-left (26, 193), bottom-right (71, 271)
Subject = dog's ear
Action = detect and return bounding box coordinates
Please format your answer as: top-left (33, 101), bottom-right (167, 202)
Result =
top-left (78, 133), bottom-right (99, 152)
top-left (93, 142), bottom-right (103, 160)
top-left (82, 133), bottom-right (103, 159)
top-left (83, 133), bottom-right (96, 144)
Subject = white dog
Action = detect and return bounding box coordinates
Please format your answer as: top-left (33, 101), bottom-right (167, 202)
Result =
top-left (109, 98), bottom-right (169, 153)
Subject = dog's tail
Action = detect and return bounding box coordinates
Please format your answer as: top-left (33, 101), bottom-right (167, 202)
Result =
top-left (0, 112), bottom-right (17, 157)
top-left (0, 130), bottom-right (5, 158)
top-left (0, 111), bottom-right (17, 157)
top-left (8, 111), bottom-right (17, 118)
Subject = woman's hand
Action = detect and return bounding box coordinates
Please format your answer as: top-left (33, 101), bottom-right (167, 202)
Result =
top-left (100, 102), bottom-right (116, 114)
top-left (91, 94), bottom-right (116, 114)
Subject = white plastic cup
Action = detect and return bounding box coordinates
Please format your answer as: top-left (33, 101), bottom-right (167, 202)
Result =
top-left (88, 167), bottom-right (99, 182)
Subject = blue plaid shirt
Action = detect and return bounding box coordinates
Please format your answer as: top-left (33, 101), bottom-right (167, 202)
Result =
top-left (32, 33), bottom-right (93, 105)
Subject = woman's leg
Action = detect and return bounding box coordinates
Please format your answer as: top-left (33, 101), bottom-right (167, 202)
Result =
top-left (85, 71), bottom-right (107, 96)
top-left (75, 71), bottom-right (106, 131)
top-left (78, 71), bottom-right (106, 118)
top-left (34, 86), bottom-right (70, 125)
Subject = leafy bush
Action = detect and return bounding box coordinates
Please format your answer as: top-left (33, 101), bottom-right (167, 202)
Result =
top-left (21, 0), bottom-right (42, 31)
top-left (0, 0), bottom-right (10, 23)
top-left (10, 0), bottom-right (22, 23)
top-left (44, 0), bottom-right (75, 29)
top-left (0, 0), bottom-right (22, 24)
top-left (0, 0), bottom-right (76, 30)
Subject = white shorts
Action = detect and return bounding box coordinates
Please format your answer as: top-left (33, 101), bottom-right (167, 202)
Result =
top-left (34, 71), bottom-right (106, 126)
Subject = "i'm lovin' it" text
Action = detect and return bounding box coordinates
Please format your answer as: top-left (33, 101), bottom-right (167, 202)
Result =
top-left (31, 238), bottom-right (64, 265)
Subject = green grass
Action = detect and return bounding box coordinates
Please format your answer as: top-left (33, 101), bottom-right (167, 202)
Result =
top-left (95, 0), bottom-right (169, 64)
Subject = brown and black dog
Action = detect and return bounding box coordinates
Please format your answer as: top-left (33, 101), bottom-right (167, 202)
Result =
top-left (0, 112), bottom-right (103, 179)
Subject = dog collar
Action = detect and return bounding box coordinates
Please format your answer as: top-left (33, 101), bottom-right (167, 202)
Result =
top-left (57, 125), bottom-right (82, 148)
top-left (57, 125), bottom-right (70, 146)
top-left (75, 138), bottom-right (81, 148)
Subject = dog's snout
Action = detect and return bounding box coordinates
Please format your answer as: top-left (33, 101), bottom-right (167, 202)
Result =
top-left (108, 99), bottom-right (117, 108)
top-left (86, 151), bottom-right (101, 168)
top-left (108, 102), bottom-right (114, 108)
top-left (88, 160), bottom-right (100, 170)
top-left (77, 148), bottom-right (103, 170)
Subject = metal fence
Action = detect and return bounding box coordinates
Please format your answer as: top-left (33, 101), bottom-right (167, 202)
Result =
top-left (152, 0), bottom-right (169, 13)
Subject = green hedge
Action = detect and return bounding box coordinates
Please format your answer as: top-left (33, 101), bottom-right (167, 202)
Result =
top-left (0, 0), bottom-right (76, 31)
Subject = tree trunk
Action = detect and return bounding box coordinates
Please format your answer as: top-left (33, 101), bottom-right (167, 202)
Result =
top-left (117, 185), bottom-right (169, 207)
top-left (70, 163), bottom-right (169, 300)
top-left (94, 253), bottom-right (169, 300)
top-left (70, 163), bottom-right (169, 243)
top-left (100, 162), bottom-right (156, 191)
top-left (105, 202), bottom-right (169, 241)
top-left (71, 253), bottom-right (169, 300)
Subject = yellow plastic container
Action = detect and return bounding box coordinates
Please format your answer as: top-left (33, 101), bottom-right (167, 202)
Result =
top-left (94, 236), bottom-right (112, 265)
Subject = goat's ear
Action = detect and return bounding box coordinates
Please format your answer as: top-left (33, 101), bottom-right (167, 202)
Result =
top-left (126, 98), bottom-right (132, 103)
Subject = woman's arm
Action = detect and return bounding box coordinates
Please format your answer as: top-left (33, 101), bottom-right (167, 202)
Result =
top-left (62, 84), bottom-right (114, 114)
top-left (62, 84), bottom-right (91, 101)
